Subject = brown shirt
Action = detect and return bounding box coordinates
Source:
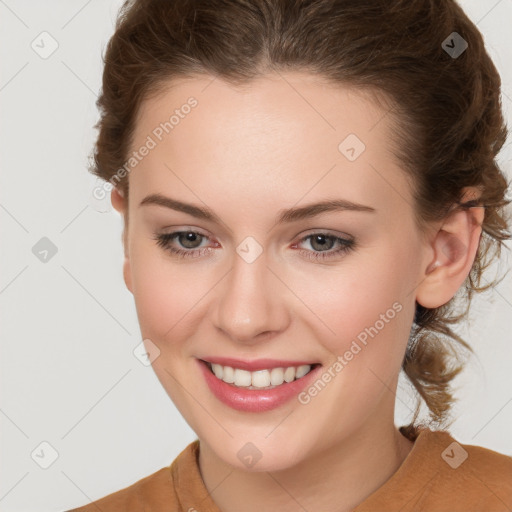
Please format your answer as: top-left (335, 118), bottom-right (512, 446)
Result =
top-left (67, 428), bottom-right (512, 511)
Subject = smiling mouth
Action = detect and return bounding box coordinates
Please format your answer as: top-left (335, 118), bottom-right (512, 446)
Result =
top-left (202, 360), bottom-right (322, 390)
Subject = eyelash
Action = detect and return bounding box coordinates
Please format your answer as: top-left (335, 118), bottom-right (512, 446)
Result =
top-left (152, 230), bottom-right (356, 261)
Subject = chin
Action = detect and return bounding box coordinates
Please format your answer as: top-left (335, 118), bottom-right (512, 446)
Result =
top-left (207, 434), bottom-right (308, 473)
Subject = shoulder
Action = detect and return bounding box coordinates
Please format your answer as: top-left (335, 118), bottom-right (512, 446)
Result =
top-left (425, 429), bottom-right (512, 480)
top-left (356, 428), bottom-right (512, 512)
top-left (406, 429), bottom-right (512, 510)
top-left (65, 466), bottom-right (175, 511)
top-left (64, 441), bottom-right (199, 512)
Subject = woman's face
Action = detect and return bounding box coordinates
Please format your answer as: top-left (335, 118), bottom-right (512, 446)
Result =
top-left (116, 72), bottom-right (433, 471)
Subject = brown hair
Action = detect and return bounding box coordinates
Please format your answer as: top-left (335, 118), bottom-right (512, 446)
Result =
top-left (90, 0), bottom-right (511, 437)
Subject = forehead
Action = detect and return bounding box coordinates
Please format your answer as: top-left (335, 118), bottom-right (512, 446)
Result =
top-left (128, 71), bottom-right (413, 218)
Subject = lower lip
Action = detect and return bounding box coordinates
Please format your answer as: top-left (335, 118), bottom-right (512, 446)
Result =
top-left (197, 359), bottom-right (323, 412)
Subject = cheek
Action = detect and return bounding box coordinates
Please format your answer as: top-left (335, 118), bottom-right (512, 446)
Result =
top-left (300, 265), bottom-right (411, 422)
top-left (128, 242), bottom-right (206, 344)
top-left (306, 249), bottom-right (411, 370)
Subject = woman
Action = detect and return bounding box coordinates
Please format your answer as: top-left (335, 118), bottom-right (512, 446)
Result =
top-left (68, 0), bottom-right (512, 510)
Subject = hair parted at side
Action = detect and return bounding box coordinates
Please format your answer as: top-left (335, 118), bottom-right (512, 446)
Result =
top-left (90, 0), bottom-right (511, 437)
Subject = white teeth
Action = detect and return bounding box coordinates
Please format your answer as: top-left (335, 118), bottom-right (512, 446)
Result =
top-left (223, 365), bottom-right (234, 383)
top-left (234, 368), bottom-right (252, 387)
top-left (251, 369), bottom-right (271, 388)
top-left (283, 366), bottom-right (295, 382)
top-left (295, 365), bottom-right (311, 379)
top-left (212, 363), bottom-right (224, 379)
top-left (208, 362), bottom-right (314, 388)
top-left (269, 367), bottom-right (284, 386)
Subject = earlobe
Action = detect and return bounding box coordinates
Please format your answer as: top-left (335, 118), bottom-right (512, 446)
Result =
top-left (416, 199), bottom-right (485, 309)
top-left (123, 256), bottom-right (133, 294)
top-left (111, 187), bottom-right (133, 293)
top-left (111, 187), bottom-right (126, 214)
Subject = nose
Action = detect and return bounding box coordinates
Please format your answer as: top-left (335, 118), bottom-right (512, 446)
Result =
top-left (212, 248), bottom-right (290, 345)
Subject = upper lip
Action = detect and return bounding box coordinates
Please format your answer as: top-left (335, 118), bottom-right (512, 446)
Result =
top-left (199, 356), bottom-right (320, 372)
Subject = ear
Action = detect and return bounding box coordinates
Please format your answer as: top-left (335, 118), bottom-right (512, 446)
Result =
top-left (111, 187), bottom-right (133, 294)
top-left (416, 187), bottom-right (485, 309)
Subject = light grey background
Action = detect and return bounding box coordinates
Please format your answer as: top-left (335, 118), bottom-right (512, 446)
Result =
top-left (1, 1), bottom-right (511, 511)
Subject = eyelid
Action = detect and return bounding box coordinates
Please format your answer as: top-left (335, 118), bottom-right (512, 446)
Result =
top-left (159, 225), bottom-right (211, 237)
top-left (294, 228), bottom-right (354, 243)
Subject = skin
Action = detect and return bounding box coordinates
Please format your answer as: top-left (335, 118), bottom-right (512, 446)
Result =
top-left (111, 71), bottom-right (484, 512)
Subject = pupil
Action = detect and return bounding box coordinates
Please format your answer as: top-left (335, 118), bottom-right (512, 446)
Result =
top-left (313, 235), bottom-right (331, 251)
top-left (182, 232), bottom-right (200, 248)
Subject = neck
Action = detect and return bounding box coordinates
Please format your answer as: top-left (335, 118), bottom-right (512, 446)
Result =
top-left (198, 413), bottom-right (414, 512)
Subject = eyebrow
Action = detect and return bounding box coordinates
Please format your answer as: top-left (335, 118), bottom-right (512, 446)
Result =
top-left (139, 193), bottom-right (376, 224)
